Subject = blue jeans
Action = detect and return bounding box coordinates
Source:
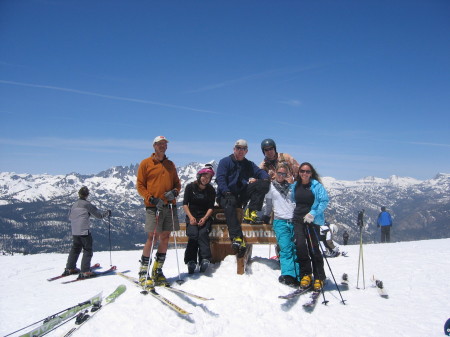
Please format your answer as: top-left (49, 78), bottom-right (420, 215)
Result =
top-left (273, 219), bottom-right (299, 280)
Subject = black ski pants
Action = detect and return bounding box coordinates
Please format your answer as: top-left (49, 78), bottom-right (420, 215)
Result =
top-left (220, 179), bottom-right (270, 239)
top-left (381, 226), bottom-right (391, 243)
top-left (293, 220), bottom-right (326, 281)
top-left (66, 233), bottom-right (93, 272)
top-left (184, 218), bottom-right (212, 264)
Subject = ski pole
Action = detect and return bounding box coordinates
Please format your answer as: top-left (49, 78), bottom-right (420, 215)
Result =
top-left (313, 226), bottom-right (346, 305)
top-left (356, 225), bottom-right (366, 289)
top-left (108, 215), bottom-right (113, 266)
top-left (169, 203), bottom-right (184, 285)
top-left (145, 211), bottom-right (159, 284)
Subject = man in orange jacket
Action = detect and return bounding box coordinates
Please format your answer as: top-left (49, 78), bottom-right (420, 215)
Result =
top-left (136, 136), bottom-right (181, 289)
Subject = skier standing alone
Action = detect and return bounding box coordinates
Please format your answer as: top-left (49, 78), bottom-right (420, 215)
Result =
top-left (377, 206), bottom-right (393, 243)
top-left (64, 186), bottom-right (111, 279)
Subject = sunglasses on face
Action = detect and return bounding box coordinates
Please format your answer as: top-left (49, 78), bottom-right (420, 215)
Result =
top-left (276, 172), bottom-right (287, 177)
top-left (300, 169), bottom-right (312, 174)
top-left (264, 147), bottom-right (274, 152)
top-left (235, 146), bottom-right (248, 151)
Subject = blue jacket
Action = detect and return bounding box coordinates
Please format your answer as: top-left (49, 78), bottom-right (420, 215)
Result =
top-left (377, 211), bottom-right (393, 227)
top-left (216, 154), bottom-right (269, 196)
top-left (291, 179), bottom-right (329, 226)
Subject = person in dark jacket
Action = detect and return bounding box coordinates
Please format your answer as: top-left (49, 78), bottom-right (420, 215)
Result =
top-left (343, 230), bottom-right (349, 245)
top-left (183, 165), bottom-right (216, 274)
top-left (64, 186), bottom-right (111, 279)
top-left (216, 139), bottom-right (270, 256)
top-left (377, 206), bottom-right (393, 243)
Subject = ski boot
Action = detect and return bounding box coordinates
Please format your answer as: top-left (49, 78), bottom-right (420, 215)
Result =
top-left (243, 209), bottom-right (263, 224)
top-left (152, 253), bottom-right (170, 286)
top-left (313, 279), bottom-right (324, 291)
top-left (77, 271), bottom-right (95, 280)
top-left (199, 259), bottom-right (210, 273)
top-left (231, 237), bottom-right (247, 258)
top-left (300, 274), bottom-right (313, 289)
top-left (278, 275), bottom-right (299, 288)
top-left (62, 267), bottom-right (80, 276)
top-left (138, 256), bottom-right (154, 289)
top-left (187, 261), bottom-right (196, 274)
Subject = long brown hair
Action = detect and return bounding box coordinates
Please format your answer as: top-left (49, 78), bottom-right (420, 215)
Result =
top-left (297, 162), bottom-right (322, 183)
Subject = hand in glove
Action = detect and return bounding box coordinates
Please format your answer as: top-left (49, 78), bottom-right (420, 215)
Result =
top-left (150, 197), bottom-right (165, 212)
top-left (303, 213), bottom-right (314, 223)
top-left (103, 210), bottom-right (112, 218)
top-left (164, 189), bottom-right (178, 201)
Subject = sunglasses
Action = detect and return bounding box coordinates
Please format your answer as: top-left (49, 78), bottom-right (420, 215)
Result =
top-left (264, 147), bottom-right (274, 152)
top-left (300, 169), bottom-right (312, 174)
top-left (276, 172), bottom-right (287, 177)
top-left (235, 146), bottom-right (248, 151)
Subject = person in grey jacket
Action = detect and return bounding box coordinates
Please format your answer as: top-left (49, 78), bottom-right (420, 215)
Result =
top-left (63, 186), bottom-right (111, 279)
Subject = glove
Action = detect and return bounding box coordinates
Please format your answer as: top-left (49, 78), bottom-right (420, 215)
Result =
top-left (103, 210), bottom-right (112, 218)
top-left (303, 213), bottom-right (314, 223)
top-left (150, 197), bottom-right (165, 212)
top-left (164, 189), bottom-right (178, 201)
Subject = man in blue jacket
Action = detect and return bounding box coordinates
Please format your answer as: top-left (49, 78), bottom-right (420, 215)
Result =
top-left (216, 139), bottom-right (270, 256)
top-left (377, 206), bottom-right (393, 243)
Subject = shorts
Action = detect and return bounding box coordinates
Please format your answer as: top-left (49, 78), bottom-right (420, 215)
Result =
top-left (145, 206), bottom-right (180, 233)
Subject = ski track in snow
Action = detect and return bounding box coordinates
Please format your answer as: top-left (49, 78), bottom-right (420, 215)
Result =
top-left (1, 239), bottom-right (449, 337)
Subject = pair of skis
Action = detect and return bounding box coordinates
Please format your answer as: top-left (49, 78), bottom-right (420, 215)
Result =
top-left (47, 263), bottom-right (102, 281)
top-left (279, 273), bottom-right (351, 311)
top-left (8, 285), bottom-right (125, 337)
top-left (117, 272), bottom-right (212, 316)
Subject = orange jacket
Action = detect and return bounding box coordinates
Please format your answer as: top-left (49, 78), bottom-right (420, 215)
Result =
top-left (136, 154), bottom-right (181, 207)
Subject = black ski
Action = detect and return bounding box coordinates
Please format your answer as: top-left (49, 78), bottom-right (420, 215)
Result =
top-left (278, 285), bottom-right (312, 300)
top-left (302, 291), bottom-right (322, 311)
top-left (62, 266), bottom-right (117, 284)
top-left (47, 264), bottom-right (101, 281)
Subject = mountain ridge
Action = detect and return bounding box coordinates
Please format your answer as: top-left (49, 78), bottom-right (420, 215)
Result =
top-left (1, 163), bottom-right (448, 254)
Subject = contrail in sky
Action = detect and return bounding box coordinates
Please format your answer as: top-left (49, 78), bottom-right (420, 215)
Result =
top-left (0, 79), bottom-right (219, 114)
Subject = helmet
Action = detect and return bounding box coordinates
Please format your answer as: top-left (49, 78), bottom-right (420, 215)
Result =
top-left (196, 165), bottom-right (215, 182)
top-left (78, 186), bottom-right (89, 199)
top-left (261, 138), bottom-right (276, 154)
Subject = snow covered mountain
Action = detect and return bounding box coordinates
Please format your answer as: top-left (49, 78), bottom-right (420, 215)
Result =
top-left (0, 163), bottom-right (448, 254)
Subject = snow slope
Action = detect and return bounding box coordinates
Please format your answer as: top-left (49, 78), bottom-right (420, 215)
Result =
top-left (1, 239), bottom-right (449, 337)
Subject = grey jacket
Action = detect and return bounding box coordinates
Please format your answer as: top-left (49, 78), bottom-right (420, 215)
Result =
top-left (69, 199), bottom-right (107, 235)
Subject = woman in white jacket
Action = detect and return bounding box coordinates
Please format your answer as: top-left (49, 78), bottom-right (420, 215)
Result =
top-left (264, 163), bottom-right (299, 287)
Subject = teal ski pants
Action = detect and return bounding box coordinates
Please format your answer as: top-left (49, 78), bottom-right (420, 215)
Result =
top-left (273, 219), bottom-right (300, 280)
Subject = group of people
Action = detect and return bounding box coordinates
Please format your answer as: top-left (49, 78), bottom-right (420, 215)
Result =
top-left (63, 135), bottom-right (392, 292)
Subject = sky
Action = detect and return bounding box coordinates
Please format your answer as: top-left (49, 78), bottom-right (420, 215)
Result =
top-left (1, 0), bottom-right (449, 181)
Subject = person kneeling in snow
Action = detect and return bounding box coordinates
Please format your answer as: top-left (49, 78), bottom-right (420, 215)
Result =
top-left (319, 222), bottom-right (340, 257)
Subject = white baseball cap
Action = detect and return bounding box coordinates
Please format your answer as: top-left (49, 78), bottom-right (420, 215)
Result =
top-left (234, 139), bottom-right (248, 147)
top-left (153, 136), bottom-right (169, 145)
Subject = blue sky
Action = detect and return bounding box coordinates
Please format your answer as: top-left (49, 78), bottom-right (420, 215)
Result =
top-left (1, 0), bottom-right (449, 181)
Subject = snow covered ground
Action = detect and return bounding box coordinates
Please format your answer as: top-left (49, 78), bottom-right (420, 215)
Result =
top-left (1, 238), bottom-right (449, 337)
